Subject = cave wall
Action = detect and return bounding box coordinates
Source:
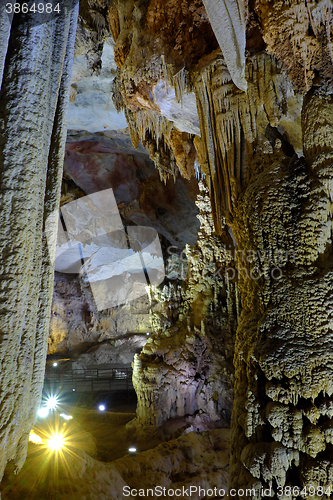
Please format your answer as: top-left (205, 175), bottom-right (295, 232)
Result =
top-left (0, 1), bottom-right (78, 480)
top-left (230, 89), bottom-right (333, 492)
top-left (47, 128), bottom-right (200, 366)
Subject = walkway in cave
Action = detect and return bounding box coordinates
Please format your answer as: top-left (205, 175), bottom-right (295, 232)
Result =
top-left (44, 365), bottom-right (133, 393)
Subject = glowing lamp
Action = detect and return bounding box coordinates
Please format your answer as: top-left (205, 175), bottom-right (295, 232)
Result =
top-left (98, 404), bottom-right (105, 412)
top-left (46, 396), bottom-right (58, 410)
top-left (47, 433), bottom-right (64, 452)
top-left (128, 447), bottom-right (137, 453)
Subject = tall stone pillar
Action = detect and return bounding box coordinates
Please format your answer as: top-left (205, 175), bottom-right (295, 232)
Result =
top-left (0, 1), bottom-right (78, 480)
top-left (230, 85), bottom-right (333, 497)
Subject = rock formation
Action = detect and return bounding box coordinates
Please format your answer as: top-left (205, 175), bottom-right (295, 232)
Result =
top-left (47, 128), bottom-right (200, 367)
top-left (230, 93), bottom-right (333, 493)
top-left (0, 0), bottom-right (333, 497)
top-left (101, 0), bottom-right (333, 494)
top-left (2, 427), bottom-right (230, 499)
top-left (133, 181), bottom-right (237, 426)
top-left (0, 0), bottom-right (79, 481)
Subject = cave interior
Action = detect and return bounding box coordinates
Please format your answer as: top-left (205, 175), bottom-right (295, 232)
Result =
top-left (1, 0), bottom-right (333, 498)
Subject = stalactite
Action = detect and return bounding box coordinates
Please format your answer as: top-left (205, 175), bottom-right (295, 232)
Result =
top-left (140, 132), bottom-right (178, 183)
top-left (172, 66), bottom-right (193, 106)
top-left (201, 0), bottom-right (247, 91)
top-left (108, 0), bottom-right (217, 188)
top-left (109, 0), bottom-right (331, 235)
top-left (135, 108), bottom-right (173, 150)
top-left (255, 0), bottom-right (333, 93)
top-left (308, 0), bottom-right (333, 62)
top-left (132, 108), bottom-right (198, 182)
top-left (193, 52), bottom-right (289, 232)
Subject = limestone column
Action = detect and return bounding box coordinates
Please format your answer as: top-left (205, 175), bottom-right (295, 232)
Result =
top-left (229, 85), bottom-right (333, 497)
top-left (0, 1), bottom-right (78, 479)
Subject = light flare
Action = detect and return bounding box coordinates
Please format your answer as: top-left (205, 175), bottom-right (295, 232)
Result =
top-left (60, 413), bottom-right (73, 421)
top-left (46, 396), bottom-right (58, 410)
top-left (25, 414), bottom-right (89, 487)
top-left (38, 407), bottom-right (49, 418)
top-left (29, 432), bottom-right (45, 445)
top-left (47, 433), bottom-right (65, 452)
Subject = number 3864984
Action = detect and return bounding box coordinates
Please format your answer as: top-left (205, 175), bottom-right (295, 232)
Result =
top-left (5, 3), bottom-right (61, 14)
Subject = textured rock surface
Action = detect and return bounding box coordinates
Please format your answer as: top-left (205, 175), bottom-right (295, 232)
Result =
top-left (229, 88), bottom-right (333, 494)
top-left (255, 0), bottom-right (333, 93)
top-left (48, 128), bottom-right (200, 364)
top-left (0, 3), bottom-right (13, 85)
top-left (64, 130), bottom-right (200, 247)
top-left (100, 1), bottom-right (333, 493)
top-left (1, 0), bottom-right (333, 494)
top-left (107, 0), bottom-right (221, 187)
top-left (133, 182), bottom-right (237, 426)
top-left (0, 1), bottom-right (78, 481)
top-left (107, 0), bottom-right (307, 230)
top-left (49, 271), bottom-right (150, 365)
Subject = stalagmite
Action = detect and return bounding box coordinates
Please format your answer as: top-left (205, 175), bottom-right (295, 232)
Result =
top-left (133, 182), bottom-right (236, 426)
top-left (229, 85), bottom-right (333, 494)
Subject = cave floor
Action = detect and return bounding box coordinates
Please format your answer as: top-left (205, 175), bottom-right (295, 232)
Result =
top-left (0, 394), bottom-right (230, 499)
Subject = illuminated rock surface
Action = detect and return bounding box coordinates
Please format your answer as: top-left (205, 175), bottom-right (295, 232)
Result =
top-left (1, 418), bottom-right (230, 500)
top-left (68, 37), bottom-right (128, 132)
top-left (0, 0), bottom-right (79, 482)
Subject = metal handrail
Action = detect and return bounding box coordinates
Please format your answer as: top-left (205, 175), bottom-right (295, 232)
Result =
top-left (45, 367), bottom-right (132, 382)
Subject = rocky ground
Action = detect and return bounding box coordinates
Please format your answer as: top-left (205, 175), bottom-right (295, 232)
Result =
top-left (0, 401), bottom-right (229, 500)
